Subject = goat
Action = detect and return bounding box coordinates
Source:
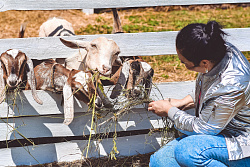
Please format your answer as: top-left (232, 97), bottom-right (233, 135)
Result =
top-left (38, 17), bottom-right (122, 76)
top-left (39, 17), bottom-right (75, 37)
top-left (60, 37), bottom-right (122, 76)
top-left (0, 49), bottom-right (43, 104)
top-left (110, 57), bottom-right (154, 100)
top-left (30, 59), bottom-right (112, 125)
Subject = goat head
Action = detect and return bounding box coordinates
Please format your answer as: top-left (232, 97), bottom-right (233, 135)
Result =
top-left (110, 58), bottom-right (154, 100)
top-left (0, 49), bottom-right (42, 104)
top-left (60, 37), bottom-right (122, 76)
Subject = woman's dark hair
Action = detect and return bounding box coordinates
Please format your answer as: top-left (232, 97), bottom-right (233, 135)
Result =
top-left (176, 21), bottom-right (228, 66)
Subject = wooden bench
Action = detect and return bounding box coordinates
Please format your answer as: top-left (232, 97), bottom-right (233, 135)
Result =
top-left (0, 0), bottom-right (250, 166)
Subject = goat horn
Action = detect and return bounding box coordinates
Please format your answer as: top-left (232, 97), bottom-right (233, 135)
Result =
top-left (0, 61), bottom-right (6, 104)
top-left (63, 81), bottom-right (74, 125)
top-left (26, 58), bottom-right (43, 105)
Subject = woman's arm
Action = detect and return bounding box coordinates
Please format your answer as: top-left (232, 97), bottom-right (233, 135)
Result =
top-left (171, 86), bottom-right (245, 135)
top-left (166, 95), bottom-right (194, 110)
top-left (148, 86), bottom-right (246, 136)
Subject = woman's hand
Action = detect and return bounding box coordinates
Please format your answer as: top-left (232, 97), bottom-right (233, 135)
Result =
top-left (148, 99), bottom-right (172, 117)
top-left (148, 95), bottom-right (195, 117)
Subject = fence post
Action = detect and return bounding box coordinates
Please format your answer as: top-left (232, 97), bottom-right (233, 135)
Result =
top-left (82, 9), bottom-right (94, 15)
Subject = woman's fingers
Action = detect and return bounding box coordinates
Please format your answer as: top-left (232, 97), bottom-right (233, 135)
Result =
top-left (147, 100), bottom-right (172, 117)
top-left (148, 102), bottom-right (156, 113)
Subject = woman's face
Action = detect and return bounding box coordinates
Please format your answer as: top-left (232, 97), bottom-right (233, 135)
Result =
top-left (177, 49), bottom-right (208, 73)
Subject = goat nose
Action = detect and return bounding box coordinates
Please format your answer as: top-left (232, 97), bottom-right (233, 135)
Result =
top-left (9, 80), bottom-right (17, 86)
top-left (102, 65), bottom-right (111, 74)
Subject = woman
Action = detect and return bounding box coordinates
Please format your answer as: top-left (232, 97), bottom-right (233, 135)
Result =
top-left (148, 21), bottom-right (250, 167)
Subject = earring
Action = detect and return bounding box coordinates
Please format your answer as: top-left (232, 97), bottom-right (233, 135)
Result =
top-left (205, 68), bottom-right (208, 73)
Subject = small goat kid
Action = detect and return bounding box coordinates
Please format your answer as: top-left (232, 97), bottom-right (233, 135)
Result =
top-left (110, 58), bottom-right (154, 100)
top-left (32, 59), bottom-right (112, 125)
top-left (0, 49), bottom-right (43, 104)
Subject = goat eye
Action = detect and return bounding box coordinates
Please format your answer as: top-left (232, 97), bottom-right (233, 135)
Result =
top-left (91, 44), bottom-right (97, 48)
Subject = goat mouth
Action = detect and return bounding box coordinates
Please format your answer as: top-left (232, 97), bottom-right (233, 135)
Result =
top-left (100, 70), bottom-right (112, 76)
top-left (7, 82), bottom-right (21, 89)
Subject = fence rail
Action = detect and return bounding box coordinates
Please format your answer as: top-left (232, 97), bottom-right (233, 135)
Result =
top-left (0, 0), bottom-right (249, 11)
top-left (0, 28), bottom-right (249, 60)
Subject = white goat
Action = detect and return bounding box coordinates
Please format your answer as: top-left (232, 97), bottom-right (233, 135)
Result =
top-left (0, 49), bottom-right (43, 104)
top-left (38, 17), bottom-right (122, 76)
top-left (39, 17), bottom-right (75, 37)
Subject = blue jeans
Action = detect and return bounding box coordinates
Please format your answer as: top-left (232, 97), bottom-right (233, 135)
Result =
top-left (150, 135), bottom-right (250, 167)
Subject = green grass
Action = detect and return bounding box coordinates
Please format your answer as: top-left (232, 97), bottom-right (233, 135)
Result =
top-left (76, 6), bottom-right (249, 34)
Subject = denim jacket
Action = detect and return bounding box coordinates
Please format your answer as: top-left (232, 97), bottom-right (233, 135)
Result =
top-left (168, 42), bottom-right (250, 160)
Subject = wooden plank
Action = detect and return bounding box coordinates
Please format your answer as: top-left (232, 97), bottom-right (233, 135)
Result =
top-left (0, 90), bottom-right (88, 118)
top-left (0, 81), bottom-right (195, 141)
top-left (0, 81), bottom-right (195, 118)
top-left (0, 132), bottom-right (165, 166)
top-left (0, 109), bottom-right (161, 141)
top-left (0, 0), bottom-right (249, 11)
top-left (0, 28), bottom-right (249, 59)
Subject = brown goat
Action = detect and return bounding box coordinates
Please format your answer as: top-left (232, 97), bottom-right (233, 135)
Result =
top-left (30, 59), bottom-right (112, 125)
top-left (0, 49), bottom-right (42, 104)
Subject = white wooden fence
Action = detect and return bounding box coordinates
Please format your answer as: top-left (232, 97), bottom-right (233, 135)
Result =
top-left (0, 1), bottom-right (250, 166)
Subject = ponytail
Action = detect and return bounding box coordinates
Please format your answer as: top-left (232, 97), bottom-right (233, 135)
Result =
top-left (176, 21), bottom-right (228, 66)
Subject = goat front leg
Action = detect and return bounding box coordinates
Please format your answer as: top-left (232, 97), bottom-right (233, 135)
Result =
top-left (63, 82), bottom-right (74, 125)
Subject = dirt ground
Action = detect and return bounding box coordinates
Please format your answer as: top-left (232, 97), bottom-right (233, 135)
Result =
top-left (18, 152), bottom-right (154, 167)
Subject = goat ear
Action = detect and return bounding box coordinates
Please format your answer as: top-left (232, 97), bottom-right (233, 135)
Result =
top-left (63, 81), bottom-right (74, 125)
top-left (26, 58), bottom-right (43, 105)
top-left (110, 61), bottom-right (130, 99)
top-left (60, 38), bottom-right (89, 50)
top-left (0, 61), bottom-right (6, 104)
top-left (144, 67), bottom-right (154, 98)
top-left (95, 84), bottom-right (113, 108)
